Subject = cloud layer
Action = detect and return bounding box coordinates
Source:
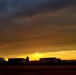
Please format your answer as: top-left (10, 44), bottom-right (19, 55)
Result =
top-left (0, 0), bottom-right (76, 56)
top-left (0, 0), bottom-right (76, 19)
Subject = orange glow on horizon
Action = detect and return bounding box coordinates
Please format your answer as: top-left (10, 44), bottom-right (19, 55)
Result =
top-left (4, 50), bottom-right (76, 61)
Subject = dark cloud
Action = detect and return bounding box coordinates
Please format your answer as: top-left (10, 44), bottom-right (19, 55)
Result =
top-left (0, 0), bottom-right (76, 19)
top-left (0, 0), bottom-right (76, 56)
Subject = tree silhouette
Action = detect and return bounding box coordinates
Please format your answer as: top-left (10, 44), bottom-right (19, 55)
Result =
top-left (26, 56), bottom-right (29, 63)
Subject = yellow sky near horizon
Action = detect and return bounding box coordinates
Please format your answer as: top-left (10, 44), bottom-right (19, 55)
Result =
top-left (5, 50), bottom-right (76, 61)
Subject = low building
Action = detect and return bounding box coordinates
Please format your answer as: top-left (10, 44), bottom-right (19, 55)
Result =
top-left (0, 58), bottom-right (6, 64)
top-left (8, 58), bottom-right (26, 64)
top-left (40, 57), bottom-right (61, 63)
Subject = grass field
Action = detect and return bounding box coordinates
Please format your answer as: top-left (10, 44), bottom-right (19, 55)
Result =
top-left (0, 65), bottom-right (76, 75)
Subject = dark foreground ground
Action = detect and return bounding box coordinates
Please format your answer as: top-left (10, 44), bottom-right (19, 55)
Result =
top-left (0, 65), bottom-right (76, 75)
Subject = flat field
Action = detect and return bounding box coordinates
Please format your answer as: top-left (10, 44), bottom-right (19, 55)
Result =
top-left (0, 65), bottom-right (76, 75)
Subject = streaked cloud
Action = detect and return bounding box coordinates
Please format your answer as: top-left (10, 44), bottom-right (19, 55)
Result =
top-left (0, 0), bottom-right (76, 57)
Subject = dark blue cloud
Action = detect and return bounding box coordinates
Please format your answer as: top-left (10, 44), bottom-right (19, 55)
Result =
top-left (0, 0), bottom-right (76, 19)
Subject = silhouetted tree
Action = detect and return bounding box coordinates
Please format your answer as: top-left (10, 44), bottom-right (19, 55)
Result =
top-left (26, 56), bottom-right (29, 63)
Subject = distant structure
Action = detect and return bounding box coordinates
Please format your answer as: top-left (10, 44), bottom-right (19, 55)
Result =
top-left (40, 57), bottom-right (61, 63)
top-left (26, 56), bottom-right (29, 63)
top-left (0, 58), bottom-right (6, 64)
top-left (8, 56), bottom-right (29, 64)
top-left (8, 58), bottom-right (26, 64)
top-left (0, 56), bottom-right (75, 65)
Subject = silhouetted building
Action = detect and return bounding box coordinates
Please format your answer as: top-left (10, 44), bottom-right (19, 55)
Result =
top-left (8, 58), bottom-right (26, 64)
top-left (40, 57), bottom-right (61, 63)
top-left (0, 58), bottom-right (6, 64)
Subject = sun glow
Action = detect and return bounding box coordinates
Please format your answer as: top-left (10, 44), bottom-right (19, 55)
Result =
top-left (36, 52), bottom-right (39, 55)
top-left (35, 52), bottom-right (41, 57)
top-left (32, 52), bottom-right (41, 60)
top-left (5, 50), bottom-right (76, 61)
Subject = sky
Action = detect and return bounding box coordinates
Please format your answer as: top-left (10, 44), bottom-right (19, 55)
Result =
top-left (0, 0), bottom-right (76, 60)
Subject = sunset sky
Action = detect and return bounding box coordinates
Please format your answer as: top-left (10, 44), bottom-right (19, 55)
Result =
top-left (0, 0), bottom-right (76, 61)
